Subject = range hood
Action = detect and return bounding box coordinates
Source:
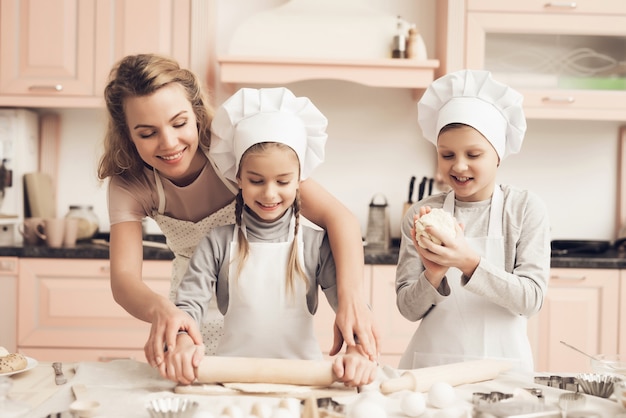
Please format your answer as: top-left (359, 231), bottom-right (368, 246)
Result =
top-left (228, 0), bottom-right (399, 60)
top-left (218, 0), bottom-right (439, 92)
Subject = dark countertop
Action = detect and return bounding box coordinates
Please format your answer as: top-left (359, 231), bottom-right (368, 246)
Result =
top-left (2, 235), bottom-right (626, 269)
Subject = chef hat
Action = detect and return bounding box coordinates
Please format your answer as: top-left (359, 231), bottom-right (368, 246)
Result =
top-left (417, 69), bottom-right (526, 160)
top-left (210, 87), bottom-right (327, 182)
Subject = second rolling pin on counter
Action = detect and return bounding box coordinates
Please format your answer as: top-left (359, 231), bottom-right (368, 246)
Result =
top-left (380, 359), bottom-right (514, 394)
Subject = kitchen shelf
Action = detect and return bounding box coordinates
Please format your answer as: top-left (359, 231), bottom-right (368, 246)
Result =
top-left (218, 56), bottom-right (440, 96)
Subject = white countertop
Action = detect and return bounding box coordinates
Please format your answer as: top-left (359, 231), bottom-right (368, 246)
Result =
top-left (7, 360), bottom-right (626, 418)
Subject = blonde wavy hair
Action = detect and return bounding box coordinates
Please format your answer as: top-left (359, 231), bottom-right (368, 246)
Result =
top-left (234, 142), bottom-right (309, 296)
top-left (97, 54), bottom-right (213, 181)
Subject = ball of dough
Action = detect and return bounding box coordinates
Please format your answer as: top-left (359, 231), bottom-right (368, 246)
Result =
top-left (0, 346), bottom-right (9, 357)
top-left (401, 392), bottom-right (427, 417)
top-left (347, 398), bottom-right (387, 418)
top-left (0, 352), bottom-right (28, 373)
top-left (428, 382), bottom-right (456, 409)
top-left (414, 208), bottom-right (456, 247)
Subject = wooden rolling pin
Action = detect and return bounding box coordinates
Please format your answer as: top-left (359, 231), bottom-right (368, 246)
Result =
top-left (380, 359), bottom-right (513, 394)
top-left (195, 356), bottom-right (336, 386)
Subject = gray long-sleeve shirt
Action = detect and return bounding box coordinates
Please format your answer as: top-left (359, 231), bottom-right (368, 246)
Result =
top-left (396, 184), bottom-right (551, 321)
top-left (176, 208), bottom-right (338, 326)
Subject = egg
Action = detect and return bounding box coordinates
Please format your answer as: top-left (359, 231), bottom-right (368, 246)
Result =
top-left (401, 392), bottom-right (427, 417)
top-left (192, 412), bottom-right (216, 418)
top-left (347, 398), bottom-right (387, 418)
top-left (250, 402), bottom-right (272, 418)
top-left (222, 405), bottom-right (244, 418)
top-left (428, 382), bottom-right (456, 409)
top-left (270, 407), bottom-right (294, 418)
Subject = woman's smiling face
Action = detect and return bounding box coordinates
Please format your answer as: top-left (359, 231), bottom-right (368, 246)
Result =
top-left (124, 83), bottom-right (203, 185)
top-left (437, 124), bottom-right (500, 202)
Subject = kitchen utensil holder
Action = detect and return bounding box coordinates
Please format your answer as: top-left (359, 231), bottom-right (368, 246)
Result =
top-left (366, 193), bottom-right (391, 251)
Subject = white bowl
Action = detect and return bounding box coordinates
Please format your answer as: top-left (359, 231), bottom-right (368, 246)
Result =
top-left (146, 397), bottom-right (199, 418)
top-left (590, 354), bottom-right (626, 377)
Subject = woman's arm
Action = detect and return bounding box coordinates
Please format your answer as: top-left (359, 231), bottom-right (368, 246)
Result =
top-left (109, 221), bottom-right (202, 369)
top-left (299, 179), bottom-right (380, 359)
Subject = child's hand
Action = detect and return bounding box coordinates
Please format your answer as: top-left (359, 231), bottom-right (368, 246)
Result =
top-left (411, 207), bottom-right (450, 286)
top-left (160, 333), bottom-right (205, 385)
top-left (332, 346), bottom-right (378, 387)
top-left (417, 219), bottom-right (481, 279)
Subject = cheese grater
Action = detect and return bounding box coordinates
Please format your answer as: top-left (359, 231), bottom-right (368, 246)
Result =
top-left (365, 193), bottom-right (391, 251)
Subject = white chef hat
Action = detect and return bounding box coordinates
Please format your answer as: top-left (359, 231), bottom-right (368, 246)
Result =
top-left (418, 69), bottom-right (526, 160)
top-left (210, 87), bottom-right (327, 182)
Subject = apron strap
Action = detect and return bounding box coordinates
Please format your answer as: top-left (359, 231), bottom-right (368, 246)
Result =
top-left (153, 169), bottom-right (166, 215)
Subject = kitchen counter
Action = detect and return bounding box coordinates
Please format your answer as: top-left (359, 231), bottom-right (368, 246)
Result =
top-left (2, 237), bottom-right (626, 269)
top-left (9, 359), bottom-right (625, 417)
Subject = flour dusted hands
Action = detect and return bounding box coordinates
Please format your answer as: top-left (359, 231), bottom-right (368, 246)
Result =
top-left (144, 299), bottom-right (203, 371)
top-left (332, 345), bottom-right (378, 387)
top-left (411, 206), bottom-right (481, 285)
top-left (160, 333), bottom-right (205, 385)
top-left (414, 207), bottom-right (456, 246)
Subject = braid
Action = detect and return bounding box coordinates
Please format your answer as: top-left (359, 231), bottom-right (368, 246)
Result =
top-left (233, 190), bottom-right (249, 283)
top-left (287, 189), bottom-right (309, 298)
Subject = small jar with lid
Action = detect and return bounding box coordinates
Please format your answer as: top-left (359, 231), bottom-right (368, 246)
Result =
top-left (65, 205), bottom-right (99, 241)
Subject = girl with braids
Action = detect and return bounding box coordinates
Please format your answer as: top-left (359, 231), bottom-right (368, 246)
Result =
top-left (167, 87), bottom-right (377, 386)
top-left (98, 55), bottom-right (379, 375)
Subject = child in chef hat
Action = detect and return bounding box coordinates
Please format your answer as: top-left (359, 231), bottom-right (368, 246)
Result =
top-left (395, 70), bottom-right (551, 373)
top-left (166, 87), bottom-right (377, 386)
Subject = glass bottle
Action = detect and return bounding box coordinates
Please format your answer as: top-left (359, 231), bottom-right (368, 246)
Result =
top-left (65, 205), bottom-right (99, 240)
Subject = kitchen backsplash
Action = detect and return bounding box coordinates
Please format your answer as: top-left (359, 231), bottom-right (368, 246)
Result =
top-left (51, 98), bottom-right (621, 241)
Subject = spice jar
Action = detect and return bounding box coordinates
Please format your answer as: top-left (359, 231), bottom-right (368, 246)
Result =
top-left (65, 205), bottom-right (99, 240)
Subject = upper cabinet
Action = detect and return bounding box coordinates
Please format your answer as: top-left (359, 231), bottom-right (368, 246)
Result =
top-left (437, 0), bottom-right (626, 120)
top-left (216, 0), bottom-right (439, 94)
top-left (0, 0), bottom-right (191, 108)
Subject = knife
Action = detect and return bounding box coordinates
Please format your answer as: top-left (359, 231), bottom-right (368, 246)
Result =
top-left (407, 176), bottom-right (416, 203)
top-left (428, 177), bottom-right (434, 196)
top-left (417, 176), bottom-right (428, 201)
top-left (52, 362), bottom-right (67, 385)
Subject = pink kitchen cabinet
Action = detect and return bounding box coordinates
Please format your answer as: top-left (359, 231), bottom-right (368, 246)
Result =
top-left (369, 265), bottom-right (418, 367)
top-left (17, 258), bottom-right (172, 362)
top-left (617, 270), bottom-right (626, 358)
top-left (0, 257), bottom-right (19, 353)
top-left (436, 0), bottom-right (626, 121)
top-left (313, 265), bottom-right (372, 360)
top-left (529, 268), bottom-right (620, 373)
top-left (0, 0), bottom-right (191, 108)
top-left (313, 265), bottom-right (416, 368)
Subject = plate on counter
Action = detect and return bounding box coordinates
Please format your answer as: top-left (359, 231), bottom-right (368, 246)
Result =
top-left (0, 356), bottom-right (38, 377)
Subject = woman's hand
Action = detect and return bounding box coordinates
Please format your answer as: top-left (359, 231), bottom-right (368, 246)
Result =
top-left (160, 333), bottom-right (205, 385)
top-left (332, 346), bottom-right (378, 387)
top-left (144, 303), bottom-right (203, 368)
top-left (330, 299), bottom-right (381, 361)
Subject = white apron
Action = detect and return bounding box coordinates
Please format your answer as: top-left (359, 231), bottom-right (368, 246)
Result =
top-left (217, 217), bottom-right (322, 360)
top-left (152, 149), bottom-right (237, 355)
top-left (399, 186), bottom-right (533, 372)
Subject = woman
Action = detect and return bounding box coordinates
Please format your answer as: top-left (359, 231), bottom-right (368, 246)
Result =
top-left (97, 54), bottom-right (379, 373)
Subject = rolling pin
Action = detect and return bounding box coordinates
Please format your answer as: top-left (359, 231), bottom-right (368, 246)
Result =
top-left (380, 359), bottom-right (513, 394)
top-left (195, 356), bottom-right (336, 386)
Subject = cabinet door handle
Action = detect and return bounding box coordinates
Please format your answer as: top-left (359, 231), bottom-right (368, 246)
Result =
top-left (542, 96), bottom-right (576, 104)
top-left (28, 84), bottom-right (63, 92)
top-left (544, 2), bottom-right (577, 9)
top-left (551, 274), bottom-right (586, 281)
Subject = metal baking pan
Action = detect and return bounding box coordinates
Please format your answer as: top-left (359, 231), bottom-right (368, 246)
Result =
top-left (550, 240), bottom-right (611, 256)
